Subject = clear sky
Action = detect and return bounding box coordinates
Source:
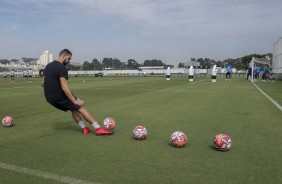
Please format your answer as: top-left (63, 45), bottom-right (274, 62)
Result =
top-left (1, 0), bottom-right (281, 65)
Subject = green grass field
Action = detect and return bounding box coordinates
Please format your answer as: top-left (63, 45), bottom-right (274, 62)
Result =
top-left (0, 76), bottom-right (281, 184)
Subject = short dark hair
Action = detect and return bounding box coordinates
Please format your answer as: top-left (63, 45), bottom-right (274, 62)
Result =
top-left (59, 49), bottom-right (72, 57)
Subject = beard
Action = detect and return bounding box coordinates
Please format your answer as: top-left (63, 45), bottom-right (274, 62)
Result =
top-left (63, 60), bottom-right (70, 70)
top-left (63, 60), bottom-right (68, 66)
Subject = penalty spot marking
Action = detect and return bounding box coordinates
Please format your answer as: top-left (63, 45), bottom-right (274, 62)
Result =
top-left (252, 82), bottom-right (282, 112)
top-left (0, 162), bottom-right (101, 184)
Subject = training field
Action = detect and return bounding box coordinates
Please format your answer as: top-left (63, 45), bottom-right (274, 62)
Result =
top-left (0, 76), bottom-right (281, 184)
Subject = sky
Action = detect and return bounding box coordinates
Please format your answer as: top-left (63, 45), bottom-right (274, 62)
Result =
top-left (0, 0), bottom-right (282, 65)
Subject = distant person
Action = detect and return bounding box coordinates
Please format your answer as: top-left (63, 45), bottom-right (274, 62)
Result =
top-left (246, 62), bottom-right (252, 80)
top-left (269, 68), bottom-right (274, 82)
top-left (41, 49), bottom-right (112, 135)
top-left (3, 71), bottom-right (7, 78)
top-left (262, 65), bottom-right (269, 82)
top-left (225, 65), bottom-right (232, 80)
top-left (188, 66), bottom-right (194, 82)
top-left (211, 65), bottom-right (217, 82)
top-left (166, 67), bottom-right (171, 80)
top-left (23, 69), bottom-right (28, 81)
top-left (28, 68), bottom-right (33, 82)
top-left (10, 69), bottom-right (15, 82)
top-left (254, 66), bottom-right (260, 81)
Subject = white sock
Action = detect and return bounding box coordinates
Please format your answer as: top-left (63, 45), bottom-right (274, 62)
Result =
top-left (78, 121), bottom-right (86, 129)
top-left (92, 122), bottom-right (100, 129)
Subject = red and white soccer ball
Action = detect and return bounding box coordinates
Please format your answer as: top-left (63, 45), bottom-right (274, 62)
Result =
top-left (213, 134), bottom-right (232, 151)
top-left (170, 131), bottom-right (187, 148)
top-left (103, 118), bottom-right (116, 131)
top-left (132, 125), bottom-right (147, 140)
top-left (2, 116), bottom-right (14, 127)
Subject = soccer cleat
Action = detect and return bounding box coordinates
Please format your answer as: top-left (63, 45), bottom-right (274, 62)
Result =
top-left (95, 127), bottom-right (113, 136)
top-left (82, 127), bottom-right (91, 134)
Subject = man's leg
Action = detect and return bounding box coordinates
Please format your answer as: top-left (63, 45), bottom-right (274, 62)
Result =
top-left (71, 110), bottom-right (91, 134)
top-left (77, 107), bottom-right (113, 135)
top-left (78, 107), bottom-right (96, 123)
top-left (71, 110), bottom-right (83, 123)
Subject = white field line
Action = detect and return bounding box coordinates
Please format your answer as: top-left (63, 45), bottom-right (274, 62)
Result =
top-left (2, 87), bottom-right (24, 89)
top-left (252, 82), bottom-right (282, 112)
top-left (0, 162), bottom-right (101, 184)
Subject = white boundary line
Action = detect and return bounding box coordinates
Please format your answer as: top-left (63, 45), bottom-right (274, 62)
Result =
top-left (2, 87), bottom-right (24, 90)
top-left (252, 82), bottom-right (282, 112)
top-left (0, 162), bottom-right (100, 184)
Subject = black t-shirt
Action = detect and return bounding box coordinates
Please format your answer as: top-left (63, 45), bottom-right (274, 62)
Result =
top-left (43, 60), bottom-right (68, 103)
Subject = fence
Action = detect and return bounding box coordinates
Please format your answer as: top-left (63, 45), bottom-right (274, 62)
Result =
top-left (0, 68), bottom-right (248, 78)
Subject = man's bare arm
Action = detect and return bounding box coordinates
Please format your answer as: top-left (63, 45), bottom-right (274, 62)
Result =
top-left (60, 77), bottom-right (84, 106)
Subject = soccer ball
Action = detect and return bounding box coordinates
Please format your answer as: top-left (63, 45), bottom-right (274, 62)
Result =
top-left (170, 131), bottom-right (187, 147)
top-left (132, 125), bottom-right (147, 140)
top-left (2, 116), bottom-right (14, 127)
top-left (213, 134), bottom-right (232, 151)
top-left (103, 118), bottom-right (116, 130)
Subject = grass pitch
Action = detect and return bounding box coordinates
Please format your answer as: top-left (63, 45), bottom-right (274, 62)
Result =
top-left (0, 76), bottom-right (281, 184)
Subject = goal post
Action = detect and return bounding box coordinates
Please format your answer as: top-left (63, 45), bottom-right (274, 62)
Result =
top-left (250, 57), bottom-right (271, 82)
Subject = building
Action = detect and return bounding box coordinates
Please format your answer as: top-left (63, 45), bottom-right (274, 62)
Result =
top-left (37, 50), bottom-right (52, 67)
top-left (273, 37), bottom-right (282, 79)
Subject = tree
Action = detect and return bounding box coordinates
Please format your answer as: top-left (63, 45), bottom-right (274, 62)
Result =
top-left (143, 59), bottom-right (165, 66)
top-left (102, 57), bottom-right (125, 69)
top-left (127, 59), bottom-right (140, 69)
top-left (92, 59), bottom-right (102, 70)
top-left (196, 58), bottom-right (204, 66)
top-left (68, 64), bottom-right (81, 71)
top-left (82, 61), bottom-right (92, 70)
top-left (102, 58), bottom-right (113, 69)
top-left (21, 57), bottom-right (36, 64)
top-left (0, 59), bottom-right (10, 64)
top-left (11, 59), bottom-right (19, 63)
top-left (240, 54), bottom-right (267, 69)
top-left (178, 62), bottom-right (184, 68)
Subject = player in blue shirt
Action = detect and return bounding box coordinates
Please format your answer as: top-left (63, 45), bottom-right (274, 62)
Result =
top-left (254, 66), bottom-right (260, 80)
top-left (262, 65), bottom-right (269, 82)
top-left (225, 65), bottom-right (232, 80)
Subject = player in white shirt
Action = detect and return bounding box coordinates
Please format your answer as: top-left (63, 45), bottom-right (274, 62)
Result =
top-left (211, 65), bottom-right (217, 82)
top-left (166, 67), bottom-right (171, 80)
top-left (188, 66), bottom-right (194, 82)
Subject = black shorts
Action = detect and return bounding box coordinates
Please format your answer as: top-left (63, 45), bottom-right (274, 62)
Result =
top-left (49, 99), bottom-right (80, 112)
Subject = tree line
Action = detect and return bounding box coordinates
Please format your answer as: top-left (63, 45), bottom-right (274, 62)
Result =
top-left (0, 53), bottom-right (272, 71)
top-left (78, 53), bottom-right (272, 71)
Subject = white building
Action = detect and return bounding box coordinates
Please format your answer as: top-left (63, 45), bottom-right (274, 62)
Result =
top-left (273, 37), bottom-right (282, 79)
top-left (37, 50), bottom-right (53, 67)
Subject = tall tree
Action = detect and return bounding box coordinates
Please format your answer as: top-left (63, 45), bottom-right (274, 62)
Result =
top-left (143, 59), bottom-right (165, 66)
top-left (92, 58), bottom-right (102, 70)
top-left (0, 59), bottom-right (10, 64)
top-left (82, 61), bottom-right (92, 70)
top-left (178, 62), bottom-right (184, 68)
top-left (127, 59), bottom-right (140, 69)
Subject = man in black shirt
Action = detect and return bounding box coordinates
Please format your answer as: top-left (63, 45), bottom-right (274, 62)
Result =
top-left (41, 49), bottom-right (112, 135)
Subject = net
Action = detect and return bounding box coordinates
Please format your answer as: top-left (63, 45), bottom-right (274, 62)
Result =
top-left (250, 57), bottom-right (271, 82)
